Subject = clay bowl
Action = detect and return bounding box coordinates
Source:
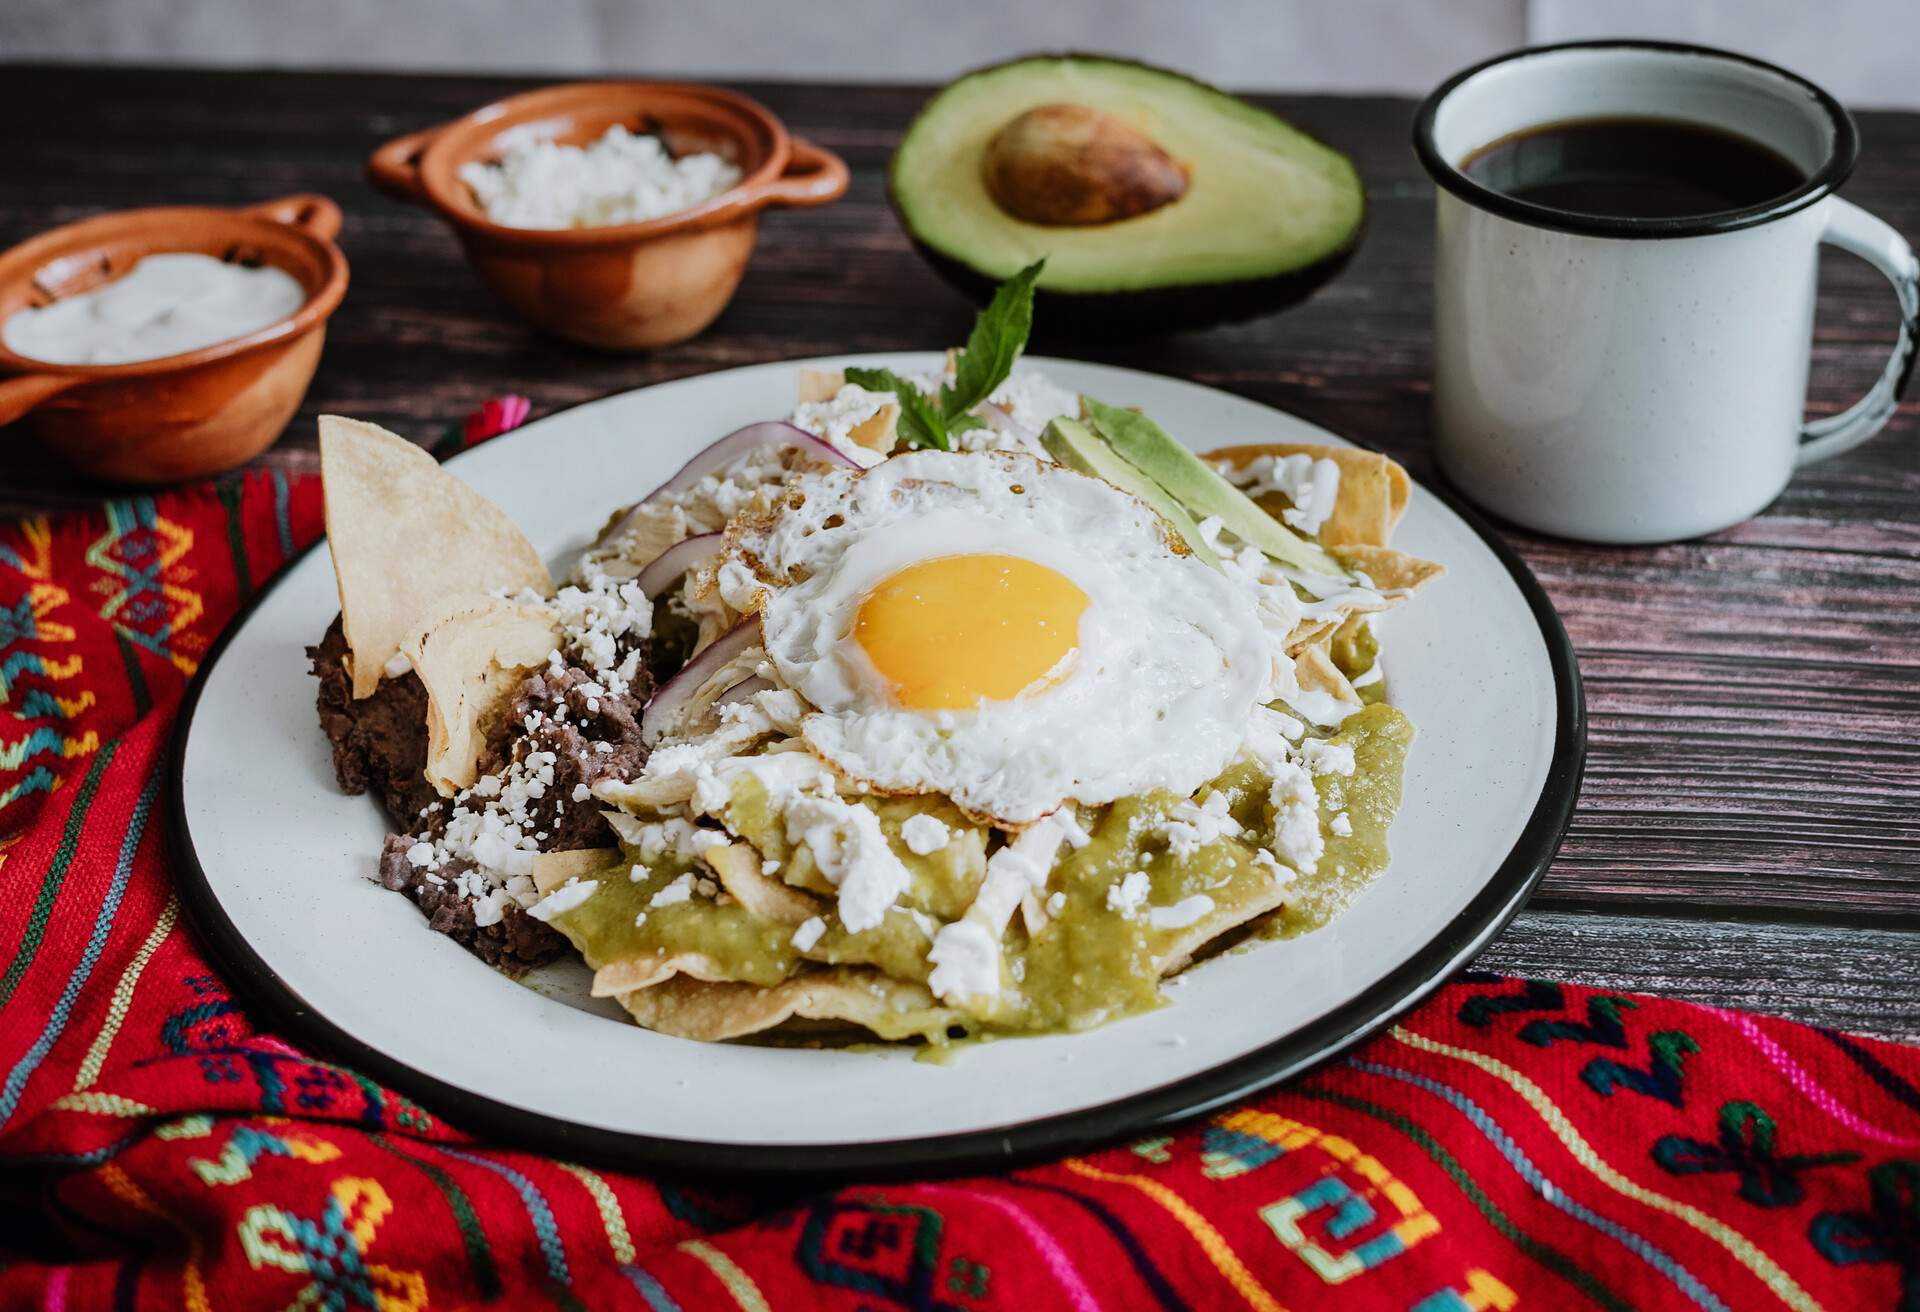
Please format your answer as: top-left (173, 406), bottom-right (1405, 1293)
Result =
top-left (367, 81), bottom-right (849, 351)
top-left (0, 194), bottom-right (348, 484)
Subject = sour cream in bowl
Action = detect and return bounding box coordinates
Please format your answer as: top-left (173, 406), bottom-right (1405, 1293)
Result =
top-left (3, 252), bottom-right (308, 366)
top-left (0, 193), bottom-right (348, 483)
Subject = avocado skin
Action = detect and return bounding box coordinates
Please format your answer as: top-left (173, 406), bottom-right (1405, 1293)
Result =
top-left (889, 54), bottom-right (1368, 338)
top-left (903, 222), bottom-right (1365, 339)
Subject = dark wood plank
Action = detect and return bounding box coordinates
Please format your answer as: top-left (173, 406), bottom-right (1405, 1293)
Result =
top-left (0, 67), bottom-right (1915, 1022)
top-left (1481, 909), bottom-right (1920, 1041)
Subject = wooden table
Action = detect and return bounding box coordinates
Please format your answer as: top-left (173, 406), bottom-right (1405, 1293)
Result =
top-left (4, 67), bottom-right (1916, 1038)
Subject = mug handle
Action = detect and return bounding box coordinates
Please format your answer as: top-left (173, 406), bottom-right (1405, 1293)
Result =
top-left (1799, 198), bottom-right (1920, 465)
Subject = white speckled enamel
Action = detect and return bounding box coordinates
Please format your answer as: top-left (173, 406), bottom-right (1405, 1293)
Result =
top-left (1426, 45), bottom-right (1918, 543)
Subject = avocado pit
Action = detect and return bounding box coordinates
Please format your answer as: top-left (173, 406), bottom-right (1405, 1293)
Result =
top-left (982, 103), bottom-right (1188, 226)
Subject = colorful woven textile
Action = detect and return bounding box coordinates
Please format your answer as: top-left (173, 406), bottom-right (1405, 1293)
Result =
top-left (2, 404), bottom-right (1916, 1311)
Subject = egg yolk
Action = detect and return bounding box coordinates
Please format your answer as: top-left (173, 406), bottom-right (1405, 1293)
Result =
top-left (854, 554), bottom-right (1089, 711)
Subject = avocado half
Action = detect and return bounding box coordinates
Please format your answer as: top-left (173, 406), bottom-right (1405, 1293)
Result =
top-left (890, 55), bottom-right (1367, 336)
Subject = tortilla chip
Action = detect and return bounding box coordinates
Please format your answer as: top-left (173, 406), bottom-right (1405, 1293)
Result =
top-left (797, 367), bottom-right (898, 451)
top-left (1283, 616), bottom-right (1338, 655)
top-left (1295, 642), bottom-right (1361, 707)
top-left (592, 950), bottom-right (737, 997)
top-left (846, 404), bottom-right (899, 452)
top-left (1151, 852), bottom-right (1292, 975)
top-left (616, 967), bottom-right (958, 1042)
top-left (797, 368), bottom-right (844, 404)
top-left (1206, 443), bottom-right (1413, 549)
top-left (320, 416), bottom-right (552, 698)
top-left (401, 595), bottom-right (559, 796)
top-left (1331, 544), bottom-right (1445, 594)
top-left (704, 842), bottom-right (820, 925)
top-left (530, 848), bottom-right (620, 896)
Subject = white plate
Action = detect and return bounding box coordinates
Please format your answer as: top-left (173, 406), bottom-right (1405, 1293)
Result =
top-left (171, 355), bottom-right (1582, 1175)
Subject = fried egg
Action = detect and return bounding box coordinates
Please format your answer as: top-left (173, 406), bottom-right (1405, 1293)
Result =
top-left (717, 450), bottom-right (1270, 825)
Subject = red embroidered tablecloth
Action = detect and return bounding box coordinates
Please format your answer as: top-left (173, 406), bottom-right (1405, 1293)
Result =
top-left (2, 402), bottom-right (1915, 1311)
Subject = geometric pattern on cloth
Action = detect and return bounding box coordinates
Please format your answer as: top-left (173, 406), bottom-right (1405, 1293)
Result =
top-left (2, 397), bottom-right (1915, 1310)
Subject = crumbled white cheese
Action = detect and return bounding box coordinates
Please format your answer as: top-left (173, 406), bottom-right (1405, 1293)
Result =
top-left (546, 571), bottom-right (652, 696)
top-left (1331, 811), bottom-right (1354, 838)
top-left (1107, 871), bottom-right (1152, 917)
top-left (925, 920), bottom-right (1000, 1001)
top-left (987, 370), bottom-right (1080, 440)
top-left (382, 649), bottom-right (414, 679)
top-left (927, 811), bottom-right (1074, 1002)
top-left (1217, 453), bottom-right (1343, 537)
top-left (900, 813), bottom-right (951, 856)
top-left (1053, 808), bottom-right (1093, 849)
top-left (460, 126), bottom-right (742, 230)
top-left (604, 813), bottom-right (727, 864)
top-left (471, 887), bottom-right (512, 928)
top-left (1193, 514), bottom-right (1308, 702)
top-left (783, 794), bottom-right (911, 933)
top-left (1046, 891), bottom-right (1066, 916)
top-left (1158, 792), bottom-right (1243, 860)
top-left (790, 384), bottom-right (895, 468)
top-left (790, 916), bottom-right (827, 952)
top-left (1148, 895), bottom-right (1215, 931)
top-left (1298, 738), bottom-right (1357, 778)
top-left (1251, 849), bottom-right (1296, 885)
top-left (527, 877), bottom-right (596, 921)
top-left (648, 873), bottom-right (695, 908)
top-left (1269, 759), bottom-right (1325, 877)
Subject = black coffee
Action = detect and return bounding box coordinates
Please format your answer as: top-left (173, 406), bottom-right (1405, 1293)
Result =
top-left (1460, 116), bottom-right (1806, 219)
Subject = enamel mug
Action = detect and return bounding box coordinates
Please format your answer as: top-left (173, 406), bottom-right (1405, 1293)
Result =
top-left (1415, 42), bottom-right (1919, 544)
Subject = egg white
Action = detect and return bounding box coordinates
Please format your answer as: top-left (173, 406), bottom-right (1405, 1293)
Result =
top-left (718, 450), bottom-right (1271, 825)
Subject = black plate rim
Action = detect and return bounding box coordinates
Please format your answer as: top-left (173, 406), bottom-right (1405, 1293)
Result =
top-left (167, 376), bottom-right (1585, 1181)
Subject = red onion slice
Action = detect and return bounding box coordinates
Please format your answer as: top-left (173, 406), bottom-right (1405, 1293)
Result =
top-left (641, 618), bottom-right (762, 746)
top-left (713, 675), bottom-right (773, 709)
top-left (636, 532), bottom-right (722, 599)
top-left (594, 423), bottom-right (857, 561)
top-left (650, 422), bottom-right (854, 502)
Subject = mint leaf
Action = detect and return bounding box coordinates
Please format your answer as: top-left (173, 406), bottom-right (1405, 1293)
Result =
top-left (941, 259), bottom-right (1045, 419)
top-left (845, 367), bottom-right (949, 451)
top-left (838, 264), bottom-right (1045, 453)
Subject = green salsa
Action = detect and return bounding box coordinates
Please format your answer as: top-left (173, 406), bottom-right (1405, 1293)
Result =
top-left (547, 702), bottom-right (1414, 1040)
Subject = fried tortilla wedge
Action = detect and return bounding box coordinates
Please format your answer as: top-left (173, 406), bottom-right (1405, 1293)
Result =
top-left (1284, 616), bottom-right (1339, 655)
top-left (1206, 442), bottom-right (1412, 548)
top-left (530, 848), bottom-right (621, 896)
top-left (704, 842), bottom-right (821, 925)
top-left (1150, 848), bottom-right (1292, 976)
top-left (592, 950), bottom-right (738, 998)
top-left (796, 368), bottom-right (899, 451)
top-left (1295, 641), bottom-right (1362, 710)
top-left (1331, 543), bottom-right (1445, 594)
top-left (796, 367), bottom-right (844, 404)
top-left (401, 594), bottom-right (559, 796)
top-left (319, 415), bottom-right (552, 699)
top-left (615, 967), bottom-right (959, 1043)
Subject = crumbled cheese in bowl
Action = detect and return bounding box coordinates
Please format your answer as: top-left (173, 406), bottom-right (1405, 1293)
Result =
top-left (460, 126), bottom-right (743, 230)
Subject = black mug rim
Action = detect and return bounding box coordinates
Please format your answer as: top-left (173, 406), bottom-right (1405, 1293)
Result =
top-left (1412, 39), bottom-right (1859, 240)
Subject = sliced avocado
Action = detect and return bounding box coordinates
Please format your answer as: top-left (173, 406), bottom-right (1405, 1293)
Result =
top-left (890, 55), bottom-right (1365, 336)
top-left (1042, 418), bottom-right (1220, 568)
top-left (1081, 396), bottom-right (1346, 578)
